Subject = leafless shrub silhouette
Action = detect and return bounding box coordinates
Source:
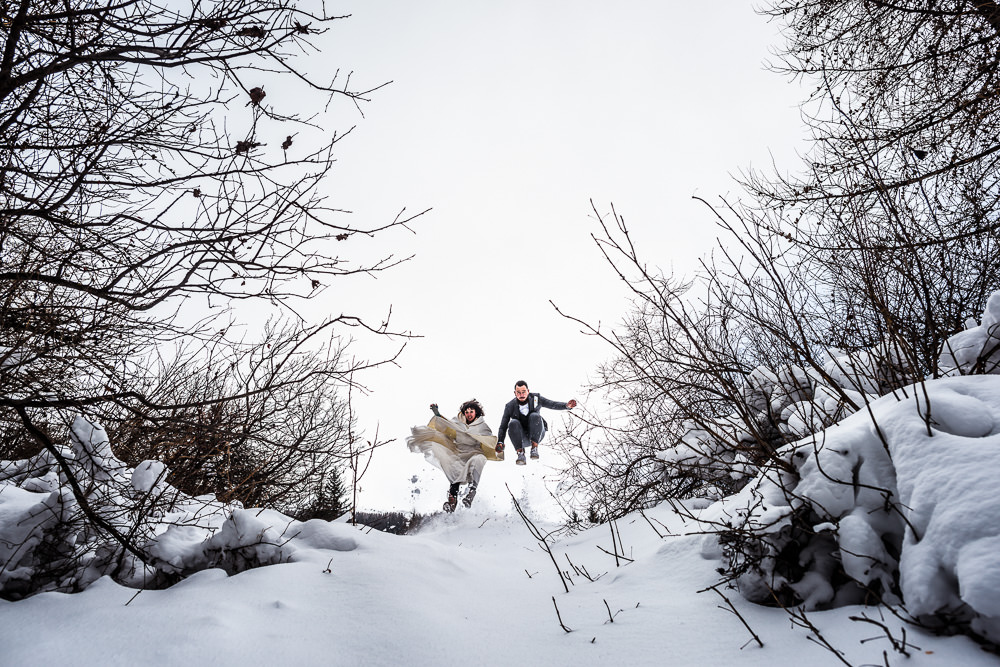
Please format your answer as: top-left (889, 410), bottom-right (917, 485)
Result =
top-left (0, 0), bottom-right (422, 595)
top-left (550, 0), bottom-right (1000, 649)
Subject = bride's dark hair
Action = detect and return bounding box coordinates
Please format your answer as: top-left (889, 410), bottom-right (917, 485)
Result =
top-left (459, 399), bottom-right (484, 419)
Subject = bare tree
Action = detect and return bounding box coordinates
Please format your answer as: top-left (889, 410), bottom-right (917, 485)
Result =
top-left (743, 0), bottom-right (1000, 373)
top-left (759, 0), bottom-right (1000, 200)
top-left (547, 0), bottom-right (1000, 648)
top-left (111, 328), bottom-right (357, 513)
top-left (550, 201), bottom-right (850, 520)
top-left (0, 0), bottom-right (423, 581)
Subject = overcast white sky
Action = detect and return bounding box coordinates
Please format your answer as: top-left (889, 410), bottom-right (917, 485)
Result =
top-left (289, 1), bottom-right (807, 509)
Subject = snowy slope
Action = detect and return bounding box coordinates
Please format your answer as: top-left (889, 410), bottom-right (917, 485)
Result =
top-left (0, 495), bottom-right (993, 666)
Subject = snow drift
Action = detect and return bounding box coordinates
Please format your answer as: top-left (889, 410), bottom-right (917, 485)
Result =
top-left (0, 416), bottom-right (358, 599)
top-left (4, 292), bottom-right (1000, 650)
top-left (695, 294), bottom-right (1000, 645)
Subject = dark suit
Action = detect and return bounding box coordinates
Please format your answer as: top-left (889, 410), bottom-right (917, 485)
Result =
top-left (497, 392), bottom-right (570, 450)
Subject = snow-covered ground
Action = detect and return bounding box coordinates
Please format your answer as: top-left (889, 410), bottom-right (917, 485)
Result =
top-left (5, 300), bottom-right (1000, 665)
top-left (0, 468), bottom-right (995, 666)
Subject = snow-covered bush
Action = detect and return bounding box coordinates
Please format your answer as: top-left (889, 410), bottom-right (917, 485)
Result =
top-left (0, 416), bottom-right (358, 599)
top-left (656, 324), bottom-right (943, 498)
top-left (703, 374), bottom-right (1000, 644)
top-left (940, 291), bottom-right (1000, 376)
top-left (551, 203), bottom-right (959, 516)
top-left (658, 358), bottom-right (870, 499)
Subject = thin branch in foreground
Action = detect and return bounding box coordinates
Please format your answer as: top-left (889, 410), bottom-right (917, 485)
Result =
top-left (639, 509), bottom-right (671, 538)
top-left (595, 545), bottom-right (635, 563)
top-left (700, 584), bottom-right (764, 650)
top-left (786, 607), bottom-right (853, 666)
top-left (507, 484), bottom-right (570, 593)
top-left (849, 614), bottom-right (918, 657)
top-left (603, 599), bottom-right (622, 624)
top-left (552, 596), bottom-right (573, 633)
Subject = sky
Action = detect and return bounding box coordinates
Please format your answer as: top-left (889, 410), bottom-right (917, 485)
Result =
top-left (284, 1), bottom-right (808, 510)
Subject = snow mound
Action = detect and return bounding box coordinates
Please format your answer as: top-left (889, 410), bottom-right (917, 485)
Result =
top-left (940, 291), bottom-right (1000, 376)
top-left (705, 375), bottom-right (1000, 644)
top-left (0, 416), bottom-right (359, 599)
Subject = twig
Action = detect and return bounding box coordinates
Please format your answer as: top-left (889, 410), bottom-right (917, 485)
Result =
top-left (564, 553), bottom-right (604, 582)
top-left (609, 520), bottom-right (620, 567)
top-left (787, 607), bottom-right (852, 666)
top-left (596, 545), bottom-right (635, 562)
top-left (603, 599), bottom-right (622, 624)
top-left (613, 519), bottom-right (628, 560)
top-left (849, 614), bottom-right (917, 657)
top-left (639, 509), bottom-right (670, 538)
top-left (701, 584), bottom-right (763, 649)
top-left (552, 596), bottom-right (573, 633)
top-left (508, 484), bottom-right (570, 593)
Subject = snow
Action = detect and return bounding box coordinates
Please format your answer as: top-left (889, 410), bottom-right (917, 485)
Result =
top-left (0, 446), bottom-right (996, 666)
top-left (5, 303), bottom-right (1000, 664)
top-left (131, 461), bottom-right (168, 494)
top-left (941, 291), bottom-right (1000, 376)
top-left (1, 498), bottom-right (993, 666)
top-left (704, 374), bottom-right (1000, 647)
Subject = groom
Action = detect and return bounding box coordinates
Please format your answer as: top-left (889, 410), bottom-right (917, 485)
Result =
top-left (496, 380), bottom-right (577, 465)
